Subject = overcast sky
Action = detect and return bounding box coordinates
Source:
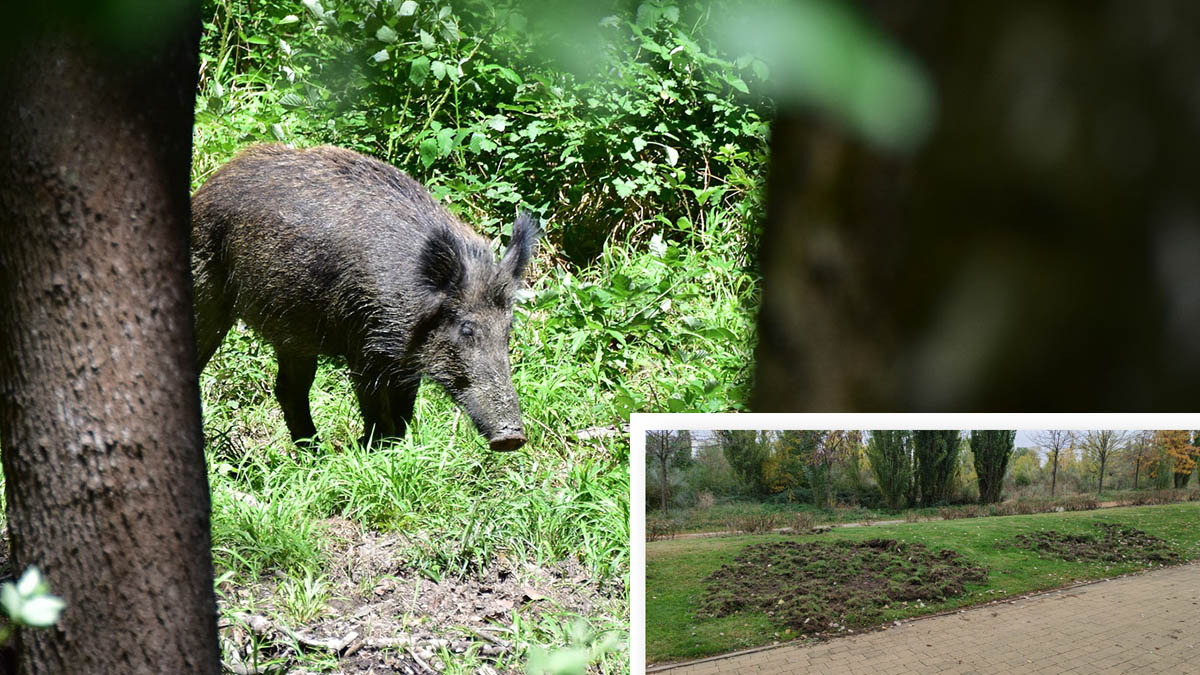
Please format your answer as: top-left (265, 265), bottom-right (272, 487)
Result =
top-left (688, 429), bottom-right (1060, 458)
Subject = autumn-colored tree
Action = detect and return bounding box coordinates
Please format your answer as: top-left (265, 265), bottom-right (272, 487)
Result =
top-left (1153, 430), bottom-right (1198, 488)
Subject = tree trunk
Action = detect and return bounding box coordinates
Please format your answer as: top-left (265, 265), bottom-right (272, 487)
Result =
top-left (1097, 458), bottom-right (1106, 495)
top-left (0, 6), bottom-right (219, 674)
top-left (752, 2), bottom-right (1200, 412)
top-left (1050, 451), bottom-right (1059, 497)
top-left (1133, 450), bottom-right (1140, 490)
top-left (659, 454), bottom-right (668, 513)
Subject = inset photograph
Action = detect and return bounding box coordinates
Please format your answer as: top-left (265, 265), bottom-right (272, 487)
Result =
top-left (636, 415), bottom-right (1200, 674)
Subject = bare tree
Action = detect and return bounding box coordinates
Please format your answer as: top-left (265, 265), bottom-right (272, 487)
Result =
top-left (1031, 430), bottom-right (1073, 497)
top-left (1080, 430), bottom-right (1128, 495)
top-left (0, 3), bottom-right (220, 673)
top-left (1127, 430), bottom-right (1153, 490)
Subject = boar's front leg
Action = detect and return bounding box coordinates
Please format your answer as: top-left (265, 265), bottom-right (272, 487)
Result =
top-left (352, 376), bottom-right (418, 447)
top-left (275, 349), bottom-right (319, 445)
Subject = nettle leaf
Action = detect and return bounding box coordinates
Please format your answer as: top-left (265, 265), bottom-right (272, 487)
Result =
top-left (419, 29), bottom-right (436, 50)
top-left (409, 55), bottom-right (430, 84)
top-left (663, 5), bottom-right (680, 24)
top-left (486, 115), bottom-right (506, 132)
top-left (375, 25), bottom-right (398, 44)
top-left (278, 92), bottom-right (305, 108)
top-left (431, 60), bottom-right (447, 81)
top-left (397, 0), bottom-right (417, 17)
top-left (418, 137), bottom-right (438, 167)
top-left (436, 127), bottom-right (456, 156)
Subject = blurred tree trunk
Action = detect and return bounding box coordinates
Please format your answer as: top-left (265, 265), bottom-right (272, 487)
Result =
top-left (753, 1), bottom-right (1200, 411)
top-left (0, 4), bottom-right (219, 673)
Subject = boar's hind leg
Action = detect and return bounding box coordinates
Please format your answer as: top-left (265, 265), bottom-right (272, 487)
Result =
top-left (275, 350), bottom-right (319, 445)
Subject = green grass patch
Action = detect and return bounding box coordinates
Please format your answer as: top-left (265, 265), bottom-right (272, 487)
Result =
top-left (646, 502), bottom-right (1200, 664)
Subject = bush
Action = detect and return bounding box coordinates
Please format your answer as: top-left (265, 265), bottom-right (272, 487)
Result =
top-left (647, 517), bottom-right (684, 541)
top-left (726, 513), bottom-right (781, 534)
top-left (197, 0), bottom-right (770, 261)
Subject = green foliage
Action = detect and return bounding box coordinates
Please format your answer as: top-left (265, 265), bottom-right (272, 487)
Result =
top-left (195, 0), bottom-right (769, 261)
top-left (718, 430), bottom-right (771, 498)
top-left (912, 430), bottom-right (961, 507)
top-left (971, 430), bottom-right (1016, 505)
top-left (866, 430), bottom-right (911, 510)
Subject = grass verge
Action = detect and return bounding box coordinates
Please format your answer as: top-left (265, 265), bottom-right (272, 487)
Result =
top-left (646, 501), bottom-right (1200, 664)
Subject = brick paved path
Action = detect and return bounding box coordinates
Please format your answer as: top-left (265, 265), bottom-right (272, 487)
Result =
top-left (654, 563), bottom-right (1200, 675)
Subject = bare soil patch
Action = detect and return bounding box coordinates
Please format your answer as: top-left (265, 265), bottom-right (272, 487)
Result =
top-left (1012, 522), bottom-right (1179, 565)
top-left (220, 518), bottom-right (623, 674)
top-left (698, 539), bottom-right (987, 635)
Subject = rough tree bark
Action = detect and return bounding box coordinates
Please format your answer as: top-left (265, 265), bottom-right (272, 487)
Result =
top-left (0, 4), bottom-right (219, 673)
top-left (753, 2), bottom-right (1200, 411)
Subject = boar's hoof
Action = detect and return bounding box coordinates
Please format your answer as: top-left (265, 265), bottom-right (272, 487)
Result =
top-left (488, 432), bottom-right (526, 452)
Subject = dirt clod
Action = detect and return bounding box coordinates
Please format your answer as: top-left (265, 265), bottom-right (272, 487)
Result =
top-left (698, 539), bottom-right (987, 635)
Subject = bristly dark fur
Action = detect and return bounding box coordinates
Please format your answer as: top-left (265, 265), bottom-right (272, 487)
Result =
top-left (190, 144), bottom-right (539, 447)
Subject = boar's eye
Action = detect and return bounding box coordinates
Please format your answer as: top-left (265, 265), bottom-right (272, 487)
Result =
top-left (459, 321), bottom-right (475, 338)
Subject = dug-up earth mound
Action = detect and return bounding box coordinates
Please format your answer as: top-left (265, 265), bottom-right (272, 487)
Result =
top-left (698, 539), bottom-right (987, 636)
top-left (1012, 522), bottom-right (1179, 565)
top-left (220, 517), bottom-right (624, 674)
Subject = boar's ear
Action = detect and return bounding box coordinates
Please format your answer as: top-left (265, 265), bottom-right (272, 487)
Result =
top-left (500, 211), bottom-right (540, 282)
top-left (418, 227), bottom-right (465, 296)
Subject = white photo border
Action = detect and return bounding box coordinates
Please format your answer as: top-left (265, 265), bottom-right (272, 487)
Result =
top-left (629, 412), bottom-right (1200, 671)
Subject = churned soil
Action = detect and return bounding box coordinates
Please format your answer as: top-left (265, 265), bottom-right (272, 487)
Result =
top-left (698, 539), bottom-right (987, 635)
top-left (1012, 522), bottom-right (1179, 565)
top-left (220, 517), bottom-right (623, 674)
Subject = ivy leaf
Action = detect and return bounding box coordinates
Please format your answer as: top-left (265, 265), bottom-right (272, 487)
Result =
top-left (632, 137), bottom-right (647, 152)
top-left (409, 55), bottom-right (430, 84)
top-left (664, 146), bottom-right (679, 166)
top-left (371, 49), bottom-right (389, 63)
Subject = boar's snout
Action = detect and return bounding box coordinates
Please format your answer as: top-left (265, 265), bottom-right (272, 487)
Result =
top-left (488, 430), bottom-right (526, 452)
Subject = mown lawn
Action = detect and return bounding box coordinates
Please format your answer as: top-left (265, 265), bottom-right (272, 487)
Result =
top-left (646, 501), bottom-right (1200, 665)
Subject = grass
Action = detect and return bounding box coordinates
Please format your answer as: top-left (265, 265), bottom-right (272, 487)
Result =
top-left (650, 487), bottom-right (1200, 536)
top-left (194, 105), bottom-right (757, 674)
top-left (645, 501), bottom-right (1200, 664)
